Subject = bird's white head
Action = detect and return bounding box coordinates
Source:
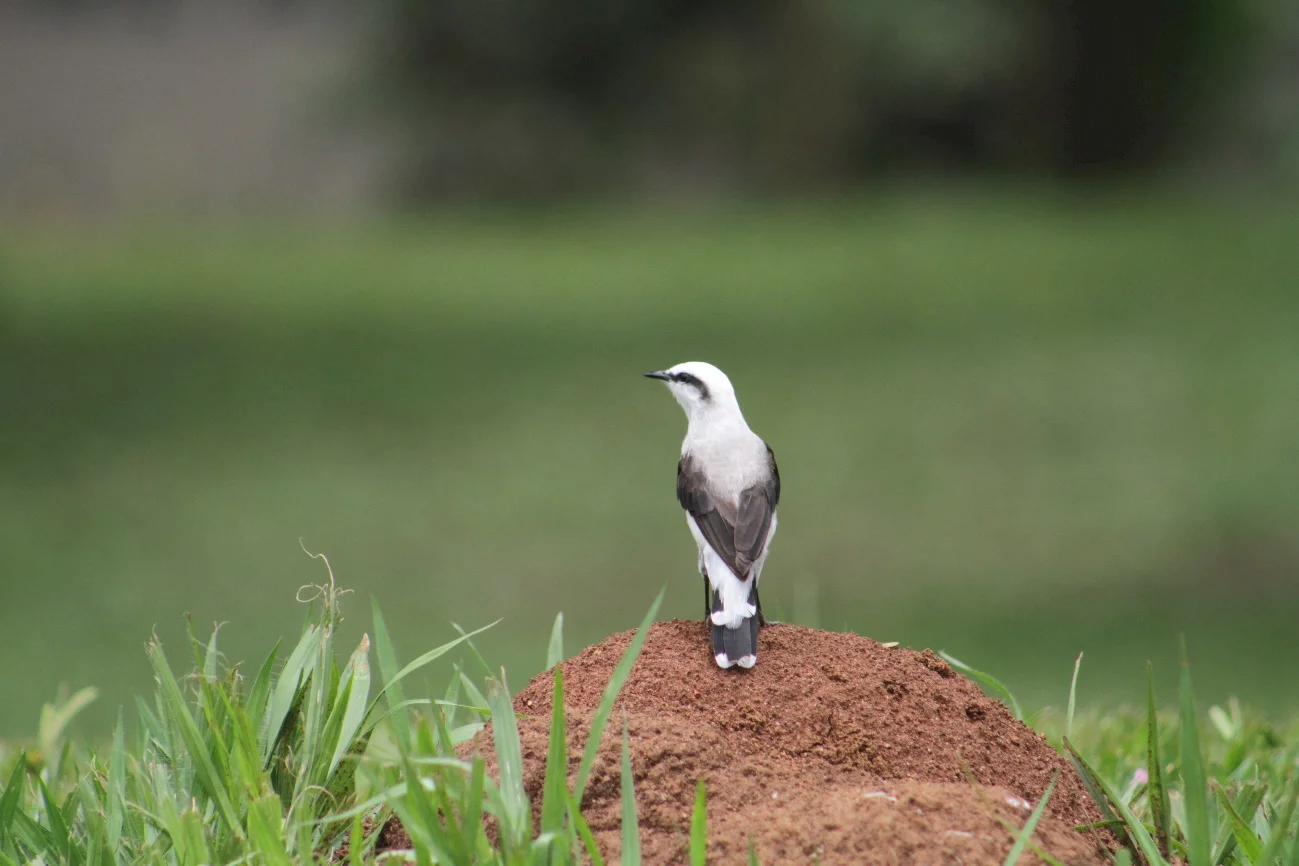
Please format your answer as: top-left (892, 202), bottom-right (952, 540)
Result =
top-left (644, 361), bottom-right (747, 432)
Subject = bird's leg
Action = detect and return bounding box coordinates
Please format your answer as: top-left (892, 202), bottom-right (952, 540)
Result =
top-left (753, 584), bottom-right (768, 626)
top-left (701, 569), bottom-right (711, 619)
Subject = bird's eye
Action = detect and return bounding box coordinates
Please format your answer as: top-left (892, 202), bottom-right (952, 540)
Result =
top-left (670, 372), bottom-right (710, 400)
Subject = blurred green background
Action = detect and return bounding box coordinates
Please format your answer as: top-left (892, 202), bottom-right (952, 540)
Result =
top-left (2, 0), bottom-right (1298, 736)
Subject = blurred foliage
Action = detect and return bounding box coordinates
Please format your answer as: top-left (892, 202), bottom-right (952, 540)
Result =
top-left (365, 0), bottom-right (1263, 198)
top-left (2, 195), bottom-right (1298, 736)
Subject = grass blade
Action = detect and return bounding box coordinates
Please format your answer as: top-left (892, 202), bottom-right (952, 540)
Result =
top-left (1063, 737), bottom-right (1163, 865)
top-left (1004, 771), bottom-right (1057, 866)
top-left (106, 711), bottom-right (125, 849)
top-left (1287, 818), bottom-right (1299, 866)
top-left (0, 754), bottom-right (25, 845)
top-left (349, 813), bottom-right (365, 866)
top-left (464, 756), bottom-right (486, 856)
top-left (540, 669), bottom-right (568, 834)
top-left (1213, 782), bottom-right (1265, 865)
top-left (146, 637), bottom-right (243, 838)
top-left (1147, 662), bottom-right (1172, 860)
top-left (371, 599), bottom-right (410, 750)
top-left (245, 639), bottom-right (281, 727)
top-left (329, 634), bottom-right (372, 778)
top-left (1179, 639), bottom-right (1211, 866)
top-left (690, 780), bottom-right (708, 866)
top-left (1214, 783), bottom-right (1263, 863)
top-left (1066, 653), bottom-right (1082, 740)
top-left (620, 720), bottom-right (640, 866)
top-left (247, 793), bottom-right (293, 866)
top-left (35, 777), bottom-right (70, 863)
top-left (394, 753), bottom-right (456, 864)
top-left (938, 651), bottom-right (1023, 721)
top-left (547, 613), bottom-right (565, 669)
top-left (174, 806), bottom-right (212, 866)
top-left (264, 624), bottom-right (322, 759)
top-left (375, 620), bottom-right (499, 704)
top-left (1256, 779), bottom-right (1298, 866)
top-left (566, 788), bottom-right (605, 866)
top-left (575, 588), bottom-right (664, 801)
top-left (486, 673), bottom-right (529, 850)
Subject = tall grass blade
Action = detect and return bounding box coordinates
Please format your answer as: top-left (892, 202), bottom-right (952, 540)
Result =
top-left (1286, 820), bottom-right (1299, 866)
top-left (1003, 772), bottom-right (1057, 866)
top-left (349, 813), bottom-right (365, 866)
top-left (246, 640), bottom-right (281, 726)
top-left (1066, 653), bottom-right (1082, 740)
top-left (329, 634), bottom-right (372, 777)
top-left (264, 624), bottom-right (322, 759)
top-left (371, 599), bottom-right (409, 750)
top-left (620, 720), bottom-right (641, 866)
top-left (106, 711), bottom-right (125, 849)
top-left (1212, 782), bottom-right (1265, 865)
top-left (486, 674), bottom-right (529, 849)
top-left (1179, 639), bottom-right (1211, 866)
top-left (548, 613), bottom-right (565, 670)
top-left (566, 789), bottom-right (605, 866)
top-left (938, 651), bottom-right (1023, 721)
top-left (247, 793), bottom-right (293, 866)
top-left (35, 777), bottom-right (70, 863)
top-left (215, 682), bottom-right (266, 801)
top-left (76, 771), bottom-right (108, 857)
top-left (1256, 779), bottom-right (1298, 866)
top-left (7, 806), bottom-right (56, 855)
top-left (146, 638), bottom-right (243, 837)
top-left (690, 780), bottom-right (708, 866)
top-left (1063, 737), bottom-right (1163, 864)
top-left (748, 837), bottom-right (760, 866)
top-left (575, 588), bottom-right (664, 801)
top-left (464, 756), bottom-right (486, 856)
top-left (375, 620), bottom-right (499, 704)
top-left (1214, 783), bottom-right (1263, 863)
top-left (175, 807), bottom-right (212, 866)
top-left (541, 669), bottom-right (568, 834)
top-left (0, 755), bottom-right (25, 845)
top-left (395, 752), bottom-right (456, 864)
top-left (1146, 663), bottom-right (1172, 859)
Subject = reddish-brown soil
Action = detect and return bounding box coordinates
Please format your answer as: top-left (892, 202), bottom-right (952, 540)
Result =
top-left (381, 620), bottom-right (1112, 864)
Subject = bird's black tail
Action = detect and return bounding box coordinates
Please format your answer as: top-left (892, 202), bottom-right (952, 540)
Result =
top-left (709, 583), bottom-right (760, 668)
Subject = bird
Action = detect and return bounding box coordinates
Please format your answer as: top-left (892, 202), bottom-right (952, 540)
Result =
top-left (644, 361), bottom-right (780, 669)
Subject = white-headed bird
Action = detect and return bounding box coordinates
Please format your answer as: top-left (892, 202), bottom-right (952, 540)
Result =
top-left (645, 362), bottom-right (780, 669)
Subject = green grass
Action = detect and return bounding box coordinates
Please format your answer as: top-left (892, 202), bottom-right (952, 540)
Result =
top-left (2, 580), bottom-right (1298, 864)
top-left (3, 194), bottom-right (1299, 735)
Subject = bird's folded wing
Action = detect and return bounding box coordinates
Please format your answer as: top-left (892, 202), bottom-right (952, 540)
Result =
top-left (677, 453), bottom-right (779, 579)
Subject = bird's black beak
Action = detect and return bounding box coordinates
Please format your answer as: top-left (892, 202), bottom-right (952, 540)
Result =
top-left (643, 370), bottom-right (671, 381)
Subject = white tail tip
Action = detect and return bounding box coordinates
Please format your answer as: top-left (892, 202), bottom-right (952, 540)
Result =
top-left (736, 654), bottom-right (757, 669)
top-left (714, 652), bottom-right (736, 668)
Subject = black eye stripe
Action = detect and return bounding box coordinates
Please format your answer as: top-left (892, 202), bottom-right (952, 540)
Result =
top-left (669, 372), bottom-right (711, 400)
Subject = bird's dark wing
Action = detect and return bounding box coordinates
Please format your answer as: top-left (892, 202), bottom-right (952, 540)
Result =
top-left (764, 443), bottom-right (780, 508)
top-left (677, 455), bottom-right (739, 573)
top-left (677, 449), bottom-right (779, 579)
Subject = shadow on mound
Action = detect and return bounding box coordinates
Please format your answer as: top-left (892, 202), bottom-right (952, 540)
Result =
top-left (385, 620), bottom-right (1113, 865)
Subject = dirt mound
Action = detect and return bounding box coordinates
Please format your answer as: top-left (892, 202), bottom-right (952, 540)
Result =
top-left (385, 620), bottom-right (1110, 864)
